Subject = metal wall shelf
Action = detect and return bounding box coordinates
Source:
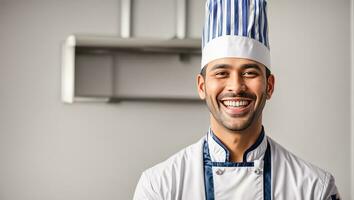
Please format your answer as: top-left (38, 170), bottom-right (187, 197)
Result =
top-left (61, 0), bottom-right (202, 103)
top-left (61, 35), bottom-right (202, 103)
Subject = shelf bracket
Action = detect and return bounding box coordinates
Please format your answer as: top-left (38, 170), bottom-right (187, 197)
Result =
top-left (121, 0), bottom-right (132, 38)
top-left (176, 0), bottom-right (187, 39)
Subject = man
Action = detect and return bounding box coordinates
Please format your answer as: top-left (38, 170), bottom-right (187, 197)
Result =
top-left (134, 0), bottom-right (340, 199)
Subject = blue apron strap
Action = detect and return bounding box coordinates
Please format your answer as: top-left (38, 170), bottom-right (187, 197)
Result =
top-left (203, 139), bottom-right (272, 200)
top-left (203, 140), bottom-right (215, 200)
top-left (263, 141), bottom-right (272, 200)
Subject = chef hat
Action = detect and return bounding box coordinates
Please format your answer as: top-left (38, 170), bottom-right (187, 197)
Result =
top-left (201, 0), bottom-right (271, 69)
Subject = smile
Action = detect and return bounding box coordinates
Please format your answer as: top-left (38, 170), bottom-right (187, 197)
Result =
top-left (220, 99), bottom-right (253, 116)
top-left (222, 100), bottom-right (250, 108)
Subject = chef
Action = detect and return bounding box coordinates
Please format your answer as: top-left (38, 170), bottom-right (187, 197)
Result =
top-left (133, 0), bottom-right (341, 199)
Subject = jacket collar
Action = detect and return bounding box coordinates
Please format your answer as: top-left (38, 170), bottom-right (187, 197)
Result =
top-left (206, 126), bottom-right (267, 163)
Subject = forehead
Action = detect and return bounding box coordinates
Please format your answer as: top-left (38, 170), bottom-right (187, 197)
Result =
top-left (206, 57), bottom-right (265, 72)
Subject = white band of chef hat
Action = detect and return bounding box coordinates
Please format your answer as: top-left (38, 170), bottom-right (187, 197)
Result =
top-left (201, 0), bottom-right (271, 70)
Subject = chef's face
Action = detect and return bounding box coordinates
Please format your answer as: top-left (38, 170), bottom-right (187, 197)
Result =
top-left (197, 58), bottom-right (274, 132)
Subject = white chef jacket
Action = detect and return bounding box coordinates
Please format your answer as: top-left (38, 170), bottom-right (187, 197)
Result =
top-left (133, 128), bottom-right (340, 200)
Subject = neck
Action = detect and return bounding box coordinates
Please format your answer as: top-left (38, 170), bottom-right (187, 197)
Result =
top-left (210, 116), bottom-right (263, 162)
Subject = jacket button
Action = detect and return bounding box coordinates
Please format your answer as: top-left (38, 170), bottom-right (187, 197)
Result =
top-left (254, 168), bottom-right (261, 175)
top-left (215, 169), bottom-right (224, 175)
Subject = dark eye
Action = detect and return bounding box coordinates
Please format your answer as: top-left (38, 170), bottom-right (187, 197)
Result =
top-left (215, 71), bottom-right (229, 78)
top-left (242, 71), bottom-right (259, 78)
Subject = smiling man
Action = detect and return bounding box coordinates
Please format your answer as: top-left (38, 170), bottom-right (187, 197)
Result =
top-left (198, 58), bottom-right (273, 164)
top-left (133, 0), bottom-right (340, 199)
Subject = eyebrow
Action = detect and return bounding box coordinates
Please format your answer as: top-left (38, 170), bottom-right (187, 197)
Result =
top-left (209, 64), bottom-right (232, 71)
top-left (209, 63), bottom-right (262, 72)
top-left (241, 63), bottom-right (262, 71)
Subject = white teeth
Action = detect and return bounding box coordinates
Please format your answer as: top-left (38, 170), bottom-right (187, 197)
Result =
top-left (223, 100), bottom-right (249, 107)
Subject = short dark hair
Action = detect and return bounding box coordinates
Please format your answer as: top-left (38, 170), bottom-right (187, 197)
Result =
top-left (200, 66), bottom-right (207, 78)
top-left (265, 67), bottom-right (271, 78)
top-left (200, 65), bottom-right (271, 79)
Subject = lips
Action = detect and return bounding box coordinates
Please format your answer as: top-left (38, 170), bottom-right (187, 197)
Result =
top-left (222, 100), bottom-right (250, 107)
top-left (220, 99), bottom-right (253, 116)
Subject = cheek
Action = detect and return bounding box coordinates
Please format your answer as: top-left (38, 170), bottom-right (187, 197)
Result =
top-left (205, 79), bottom-right (224, 97)
top-left (247, 80), bottom-right (267, 94)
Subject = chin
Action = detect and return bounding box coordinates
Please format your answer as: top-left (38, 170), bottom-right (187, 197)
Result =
top-left (221, 112), bottom-right (257, 130)
top-left (223, 122), bottom-right (252, 132)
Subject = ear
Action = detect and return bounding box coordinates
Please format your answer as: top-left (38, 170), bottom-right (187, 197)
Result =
top-left (197, 74), bottom-right (206, 100)
top-left (266, 74), bottom-right (275, 100)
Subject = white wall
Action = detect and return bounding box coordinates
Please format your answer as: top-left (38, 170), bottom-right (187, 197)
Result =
top-left (351, 0), bottom-right (354, 199)
top-left (266, 1), bottom-right (351, 199)
top-left (0, 0), bottom-right (351, 199)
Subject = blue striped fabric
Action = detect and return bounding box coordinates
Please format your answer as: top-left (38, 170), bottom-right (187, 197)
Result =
top-left (202, 0), bottom-right (269, 50)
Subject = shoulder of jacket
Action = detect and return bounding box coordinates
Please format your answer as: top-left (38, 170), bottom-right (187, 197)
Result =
top-left (267, 137), bottom-right (332, 189)
top-left (142, 136), bottom-right (205, 182)
top-left (134, 137), bottom-right (206, 199)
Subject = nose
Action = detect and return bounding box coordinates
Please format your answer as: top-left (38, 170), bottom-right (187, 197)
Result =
top-left (225, 73), bottom-right (246, 93)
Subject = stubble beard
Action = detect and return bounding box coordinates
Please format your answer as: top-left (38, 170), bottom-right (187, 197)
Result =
top-left (205, 90), bottom-right (268, 133)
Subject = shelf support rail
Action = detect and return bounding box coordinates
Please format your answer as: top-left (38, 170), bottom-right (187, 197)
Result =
top-left (176, 0), bottom-right (187, 39)
top-left (121, 0), bottom-right (132, 38)
top-left (120, 0), bottom-right (187, 39)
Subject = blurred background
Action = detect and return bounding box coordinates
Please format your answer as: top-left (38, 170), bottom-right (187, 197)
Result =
top-left (0, 0), bottom-right (353, 199)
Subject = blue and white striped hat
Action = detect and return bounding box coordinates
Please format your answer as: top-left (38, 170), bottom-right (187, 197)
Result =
top-left (202, 0), bottom-right (271, 69)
